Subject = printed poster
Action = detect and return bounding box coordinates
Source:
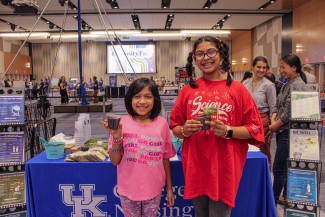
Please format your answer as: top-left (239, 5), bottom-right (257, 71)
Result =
top-left (0, 96), bottom-right (24, 124)
top-left (286, 209), bottom-right (315, 217)
top-left (0, 211), bottom-right (27, 217)
top-left (291, 92), bottom-right (320, 119)
top-left (287, 169), bottom-right (317, 204)
top-left (0, 133), bottom-right (24, 164)
top-left (290, 130), bottom-right (319, 160)
top-left (0, 173), bottom-right (25, 207)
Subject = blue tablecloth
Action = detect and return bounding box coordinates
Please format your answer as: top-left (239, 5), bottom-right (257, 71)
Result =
top-left (26, 152), bottom-right (276, 217)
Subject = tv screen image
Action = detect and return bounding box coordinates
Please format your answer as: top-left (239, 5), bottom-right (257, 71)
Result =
top-left (107, 44), bottom-right (156, 74)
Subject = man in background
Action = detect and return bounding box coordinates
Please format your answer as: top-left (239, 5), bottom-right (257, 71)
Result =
top-left (32, 78), bottom-right (38, 99)
top-left (264, 65), bottom-right (276, 84)
top-left (92, 76), bottom-right (99, 103)
top-left (44, 78), bottom-right (48, 94)
top-left (303, 64), bottom-right (316, 84)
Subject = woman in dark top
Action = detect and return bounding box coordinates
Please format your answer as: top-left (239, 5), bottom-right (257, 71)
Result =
top-left (267, 54), bottom-right (307, 211)
top-left (59, 77), bottom-right (68, 104)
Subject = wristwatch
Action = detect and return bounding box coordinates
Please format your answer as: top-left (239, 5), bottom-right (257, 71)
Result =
top-left (225, 126), bottom-right (233, 139)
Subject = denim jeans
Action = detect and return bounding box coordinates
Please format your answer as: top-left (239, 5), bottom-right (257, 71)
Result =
top-left (273, 130), bottom-right (289, 204)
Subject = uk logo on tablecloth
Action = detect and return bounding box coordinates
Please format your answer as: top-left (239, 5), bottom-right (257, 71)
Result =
top-left (59, 184), bottom-right (107, 217)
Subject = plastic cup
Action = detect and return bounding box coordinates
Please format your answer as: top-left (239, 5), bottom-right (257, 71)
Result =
top-left (195, 115), bottom-right (211, 130)
top-left (106, 114), bottom-right (121, 129)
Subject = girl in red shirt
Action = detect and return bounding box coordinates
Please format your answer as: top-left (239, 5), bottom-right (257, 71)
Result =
top-left (169, 36), bottom-right (265, 217)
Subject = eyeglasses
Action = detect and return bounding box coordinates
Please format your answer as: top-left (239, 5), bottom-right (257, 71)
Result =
top-left (195, 49), bottom-right (219, 60)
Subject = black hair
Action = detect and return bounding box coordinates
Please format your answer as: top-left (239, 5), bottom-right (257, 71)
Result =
top-left (93, 76), bottom-right (97, 79)
top-left (252, 56), bottom-right (268, 67)
top-left (280, 54), bottom-right (307, 84)
top-left (125, 77), bottom-right (161, 120)
top-left (186, 36), bottom-right (232, 87)
top-left (266, 65), bottom-right (270, 70)
top-left (241, 71), bottom-right (253, 83)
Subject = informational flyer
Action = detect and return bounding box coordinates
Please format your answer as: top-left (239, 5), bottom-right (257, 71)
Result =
top-left (291, 92), bottom-right (320, 119)
top-left (286, 209), bottom-right (315, 217)
top-left (290, 129), bottom-right (319, 160)
top-left (0, 132), bottom-right (24, 164)
top-left (0, 211), bottom-right (27, 217)
top-left (0, 96), bottom-right (24, 124)
top-left (0, 173), bottom-right (25, 207)
top-left (287, 169), bottom-right (317, 204)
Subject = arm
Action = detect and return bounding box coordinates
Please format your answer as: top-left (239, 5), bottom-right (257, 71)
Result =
top-left (104, 121), bottom-right (123, 166)
top-left (207, 120), bottom-right (253, 139)
top-left (163, 159), bottom-right (175, 207)
top-left (172, 120), bottom-right (203, 139)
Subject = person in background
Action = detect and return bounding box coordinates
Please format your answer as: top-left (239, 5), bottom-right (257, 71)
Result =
top-left (59, 76), bottom-right (68, 104)
top-left (47, 77), bottom-right (51, 93)
top-left (40, 79), bottom-right (44, 95)
top-left (243, 56), bottom-right (276, 171)
top-left (25, 79), bottom-right (29, 89)
top-left (155, 77), bottom-right (159, 84)
top-left (12, 79), bottom-right (14, 87)
top-left (166, 80), bottom-right (171, 86)
top-left (103, 78), bottom-right (175, 216)
top-left (92, 76), bottom-right (99, 103)
top-left (99, 78), bottom-right (104, 90)
top-left (44, 78), bottom-right (48, 94)
top-left (89, 78), bottom-right (92, 86)
top-left (303, 64), bottom-right (316, 84)
top-left (267, 54), bottom-right (307, 214)
top-left (170, 36), bottom-right (264, 217)
top-left (4, 80), bottom-right (10, 87)
top-left (264, 65), bottom-right (276, 84)
top-left (241, 71), bottom-right (253, 83)
top-left (32, 78), bottom-right (38, 99)
top-left (278, 74), bottom-right (288, 88)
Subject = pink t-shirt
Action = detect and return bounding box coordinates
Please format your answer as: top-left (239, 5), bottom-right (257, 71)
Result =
top-left (109, 115), bottom-right (176, 201)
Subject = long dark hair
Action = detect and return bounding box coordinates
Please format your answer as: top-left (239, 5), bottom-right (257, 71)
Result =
top-left (186, 36), bottom-right (232, 87)
top-left (280, 54), bottom-right (307, 84)
top-left (124, 77), bottom-right (161, 119)
top-left (241, 71), bottom-right (253, 83)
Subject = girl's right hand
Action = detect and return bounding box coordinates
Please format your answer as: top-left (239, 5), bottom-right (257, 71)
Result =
top-left (183, 120), bottom-right (203, 135)
top-left (103, 120), bottom-right (122, 140)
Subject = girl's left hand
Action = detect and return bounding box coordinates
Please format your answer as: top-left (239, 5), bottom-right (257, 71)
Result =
top-left (166, 189), bottom-right (175, 207)
top-left (206, 120), bottom-right (227, 137)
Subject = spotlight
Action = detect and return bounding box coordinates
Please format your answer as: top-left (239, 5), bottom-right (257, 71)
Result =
top-left (49, 23), bottom-right (54, 29)
top-left (270, 1), bottom-right (274, 3)
top-left (161, 0), bottom-right (171, 9)
top-left (106, 0), bottom-right (112, 3)
top-left (59, 0), bottom-right (65, 7)
top-left (185, 37), bottom-right (191, 41)
top-left (11, 24), bottom-right (15, 31)
top-left (1, 0), bottom-right (9, 6)
top-left (203, 0), bottom-right (212, 9)
top-left (219, 23), bottom-right (223, 29)
top-left (211, 0), bottom-right (218, 3)
top-left (82, 22), bottom-right (86, 29)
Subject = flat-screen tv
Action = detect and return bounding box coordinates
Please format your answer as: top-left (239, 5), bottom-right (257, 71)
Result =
top-left (107, 44), bottom-right (156, 74)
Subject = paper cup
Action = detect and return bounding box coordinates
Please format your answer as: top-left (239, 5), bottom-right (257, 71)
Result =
top-left (195, 115), bottom-right (211, 130)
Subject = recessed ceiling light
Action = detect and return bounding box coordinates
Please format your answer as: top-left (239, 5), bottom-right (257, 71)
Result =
top-left (270, 1), bottom-right (274, 3)
top-left (260, 7), bottom-right (264, 10)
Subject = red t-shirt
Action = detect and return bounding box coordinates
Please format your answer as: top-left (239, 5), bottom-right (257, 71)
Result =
top-left (169, 77), bottom-right (265, 208)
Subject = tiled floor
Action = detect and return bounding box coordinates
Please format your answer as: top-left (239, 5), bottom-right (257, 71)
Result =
top-left (42, 93), bottom-right (325, 216)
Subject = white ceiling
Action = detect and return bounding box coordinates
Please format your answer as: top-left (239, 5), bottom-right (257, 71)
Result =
top-left (0, 0), bottom-right (289, 42)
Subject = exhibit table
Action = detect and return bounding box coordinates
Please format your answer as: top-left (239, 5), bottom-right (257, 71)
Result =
top-left (25, 152), bottom-right (276, 217)
top-left (163, 86), bottom-right (179, 93)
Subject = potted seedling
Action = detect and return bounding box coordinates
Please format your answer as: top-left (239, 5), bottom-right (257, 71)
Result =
top-left (195, 106), bottom-right (218, 130)
top-left (106, 113), bottom-right (121, 129)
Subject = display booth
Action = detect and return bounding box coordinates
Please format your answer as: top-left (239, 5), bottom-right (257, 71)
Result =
top-left (285, 84), bottom-right (322, 217)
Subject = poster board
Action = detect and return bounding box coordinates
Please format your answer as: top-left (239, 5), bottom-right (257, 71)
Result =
top-left (0, 88), bottom-right (25, 125)
top-left (0, 132), bottom-right (25, 164)
top-left (287, 169), bottom-right (317, 204)
top-left (290, 129), bottom-right (319, 161)
top-left (286, 209), bottom-right (315, 217)
top-left (0, 173), bottom-right (25, 208)
top-left (291, 84), bottom-right (320, 120)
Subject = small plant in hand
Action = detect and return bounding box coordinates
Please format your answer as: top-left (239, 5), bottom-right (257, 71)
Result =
top-left (106, 114), bottom-right (121, 130)
top-left (195, 106), bottom-right (218, 130)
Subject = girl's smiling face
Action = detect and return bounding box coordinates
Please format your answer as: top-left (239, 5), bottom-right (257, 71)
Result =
top-left (195, 41), bottom-right (222, 75)
top-left (132, 86), bottom-right (154, 118)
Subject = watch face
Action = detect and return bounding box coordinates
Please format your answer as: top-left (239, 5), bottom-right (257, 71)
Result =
top-left (228, 130), bottom-right (233, 138)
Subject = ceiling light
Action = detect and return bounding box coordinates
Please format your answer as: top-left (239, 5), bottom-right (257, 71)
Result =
top-left (227, 15), bottom-right (231, 17)
top-left (222, 19), bottom-right (225, 21)
top-left (260, 7), bottom-right (263, 10)
top-left (161, 0), bottom-right (171, 9)
top-left (59, 0), bottom-right (65, 7)
top-left (90, 30), bottom-right (141, 35)
top-left (73, 7), bottom-right (76, 10)
top-left (181, 30), bottom-right (230, 34)
top-left (270, 0), bottom-right (274, 3)
top-left (135, 33), bottom-right (185, 37)
top-left (7, 22), bottom-right (10, 25)
top-left (11, 24), bottom-right (15, 31)
top-left (205, 7), bottom-right (208, 9)
top-left (74, 16), bottom-right (77, 18)
top-left (47, 21), bottom-right (49, 23)
top-left (114, 6), bottom-right (117, 8)
top-left (49, 23), bottom-right (54, 29)
top-left (0, 33), bottom-right (50, 37)
top-left (106, 0), bottom-right (112, 3)
top-left (51, 34), bottom-right (99, 39)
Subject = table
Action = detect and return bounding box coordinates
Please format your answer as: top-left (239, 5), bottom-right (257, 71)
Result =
top-left (26, 152), bottom-right (276, 217)
top-left (163, 86), bottom-right (179, 93)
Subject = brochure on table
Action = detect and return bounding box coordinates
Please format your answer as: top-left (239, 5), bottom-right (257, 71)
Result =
top-left (0, 172), bottom-right (25, 207)
top-left (291, 84), bottom-right (320, 120)
top-left (290, 129), bottom-right (319, 160)
top-left (287, 169), bottom-right (317, 204)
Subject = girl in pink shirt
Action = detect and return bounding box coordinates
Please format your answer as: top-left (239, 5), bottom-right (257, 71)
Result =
top-left (104, 77), bottom-right (176, 216)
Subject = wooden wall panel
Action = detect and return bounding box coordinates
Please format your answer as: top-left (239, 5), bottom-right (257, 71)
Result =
top-left (232, 30), bottom-right (252, 72)
top-left (292, 0), bottom-right (325, 64)
top-left (3, 52), bottom-right (32, 75)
